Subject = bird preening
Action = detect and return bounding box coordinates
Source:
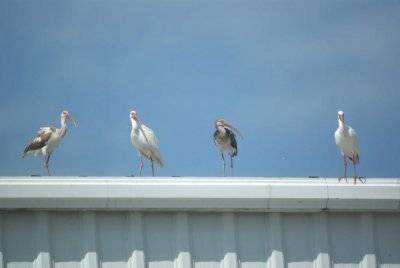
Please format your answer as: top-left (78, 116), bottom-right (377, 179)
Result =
top-left (214, 119), bottom-right (243, 177)
top-left (334, 110), bottom-right (364, 184)
top-left (130, 111), bottom-right (164, 176)
top-left (22, 110), bottom-right (77, 176)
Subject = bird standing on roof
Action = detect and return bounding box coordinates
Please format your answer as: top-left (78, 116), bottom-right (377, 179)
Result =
top-left (334, 110), bottom-right (364, 184)
top-left (130, 111), bottom-right (163, 176)
top-left (22, 110), bottom-right (77, 176)
top-left (214, 119), bottom-right (243, 177)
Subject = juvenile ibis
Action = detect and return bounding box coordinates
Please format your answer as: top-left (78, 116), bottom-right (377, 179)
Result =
top-left (130, 111), bottom-right (163, 176)
top-left (22, 110), bottom-right (77, 176)
top-left (334, 111), bottom-right (364, 184)
top-left (214, 119), bottom-right (243, 176)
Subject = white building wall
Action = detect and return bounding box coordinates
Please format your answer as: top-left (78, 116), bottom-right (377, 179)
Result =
top-left (1, 211), bottom-right (400, 268)
top-left (0, 177), bottom-right (399, 268)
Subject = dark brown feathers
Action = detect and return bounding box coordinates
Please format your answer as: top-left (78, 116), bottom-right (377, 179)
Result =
top-left (22, 129), bottom-right (55, 157)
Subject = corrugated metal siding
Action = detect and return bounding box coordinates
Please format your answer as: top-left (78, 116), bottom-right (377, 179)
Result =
top-left (0, 211), bottom-right (399, 268)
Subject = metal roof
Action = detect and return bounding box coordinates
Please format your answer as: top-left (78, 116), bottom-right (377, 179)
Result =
top-left (0, 177), bottom-right (399, 268)
top-left (0, 177), bottom-right (399, 211)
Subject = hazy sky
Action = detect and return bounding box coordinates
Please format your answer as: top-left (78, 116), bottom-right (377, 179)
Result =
top-left (1, 0), bottom-right (399, 178)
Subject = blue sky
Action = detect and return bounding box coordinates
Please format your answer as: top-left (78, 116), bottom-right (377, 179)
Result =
top-left (1, 0), bottom-right (399, 177)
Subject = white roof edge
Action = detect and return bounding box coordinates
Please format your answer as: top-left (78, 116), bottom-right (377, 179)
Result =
top-left (0, 177), bottom-right (399, 212)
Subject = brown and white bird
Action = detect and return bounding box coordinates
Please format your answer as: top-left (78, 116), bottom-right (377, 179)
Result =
top-left (22, 110), bottom-right (77, 176)
top-left (130, 111), bottom-right (163, 176)
top-left (214, 119), bottom-right (243, 177)
top-left (334, 111), bottom-right (363, 184)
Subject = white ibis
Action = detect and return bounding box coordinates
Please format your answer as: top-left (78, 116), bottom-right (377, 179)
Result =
top-left (130, 111), bottom-right (163, 176)
top-left (22, 110), bottom-right (77, 176)
top-left (213, 119), bottom-right (243, 177)
top-left (334, 111), bottom-right (364, 184)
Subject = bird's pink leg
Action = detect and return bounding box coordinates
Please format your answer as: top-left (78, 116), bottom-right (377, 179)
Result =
top-left (44, 154), bottom-right (52, 176)
top-left (221, 153), bottom-right (226, 177)
top-left (339, 156), bottom-right (348, 183)
top-left (352, 158), bottom-right (364, 184)
top-left (139, 155), bottom-right (143, 176)
top-left (150, 158), bottom-right (155, 177)
top-left (230, 155), bottom-right (234, 177)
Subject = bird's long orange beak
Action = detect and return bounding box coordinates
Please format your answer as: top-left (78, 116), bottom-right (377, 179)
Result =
top-left (224, 121), bottom-right (244, 139)
top-left (68, 115), bottom-right (77, 127)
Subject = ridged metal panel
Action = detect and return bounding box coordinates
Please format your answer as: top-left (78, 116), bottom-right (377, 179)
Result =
top-left (0, 211), bottom-right (399, 268)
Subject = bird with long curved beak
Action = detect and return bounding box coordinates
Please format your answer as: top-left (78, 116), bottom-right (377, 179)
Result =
top-left (22, 110), bottom-right (77, 176)
top-left (334, 110), bottom-right (364, 184)
top-left (213, 119), bottom-right (243, 176)
top-left (130, 111), bottom-right (164, 176)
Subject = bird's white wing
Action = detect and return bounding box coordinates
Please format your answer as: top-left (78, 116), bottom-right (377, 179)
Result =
top-left (140, 125), bottom-right (164, 167)
top-left (348, 126), bottom-right (360, 158)
top-left (37, 127), bottom-right (52, 134)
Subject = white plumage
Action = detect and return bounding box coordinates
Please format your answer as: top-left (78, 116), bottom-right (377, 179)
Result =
top-left (22, 110), bottom-right (77, 176)
top-left (130, 111), bottom-right (163, 176)
top-left (334, 110), bottom-right (363, 184)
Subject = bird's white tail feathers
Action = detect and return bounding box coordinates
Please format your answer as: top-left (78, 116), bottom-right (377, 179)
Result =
top-left (150, 149), bottom-right (163, 168)
top-left (153, 155), bottom-right (164, 168)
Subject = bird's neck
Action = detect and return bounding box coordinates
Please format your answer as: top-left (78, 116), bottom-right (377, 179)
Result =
top-left (217, 126), bottom-right (226, 135)
top-left (338, 119), bottom-right (346, 132)
top-left (59, 118), bottom-right (68, 136)
top-left (131, 120), bottom-right (140, 133)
